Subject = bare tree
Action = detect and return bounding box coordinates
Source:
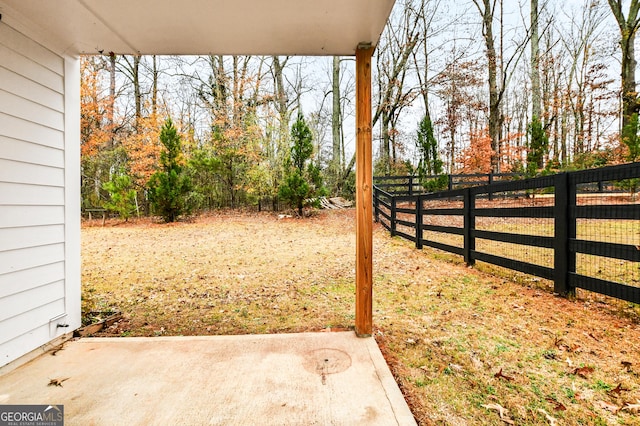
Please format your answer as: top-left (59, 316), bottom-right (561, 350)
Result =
top-left (117, 55), bottom-right (143, 131)
top-left (472, 0), bottom-right (532, 172)
top-left (560, 1), bottom-right (607, 156)
top-left (472, 0), bottom-right (501, 171)
top-left (374, 0), bottom-right (420, 174)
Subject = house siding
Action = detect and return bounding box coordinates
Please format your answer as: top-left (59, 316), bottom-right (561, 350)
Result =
top-left (0, 19), bottom-right (79, 367)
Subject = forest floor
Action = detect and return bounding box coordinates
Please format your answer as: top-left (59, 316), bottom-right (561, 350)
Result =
top-left (81, 209), bottom-right (640, 425)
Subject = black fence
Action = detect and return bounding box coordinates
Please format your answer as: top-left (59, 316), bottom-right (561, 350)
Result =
top-left (373, 172), bottom-right (522, 195)
top-left (373, 172), bottom-right (622, 196)
top-left (373, 163), bottom-right (640, 305)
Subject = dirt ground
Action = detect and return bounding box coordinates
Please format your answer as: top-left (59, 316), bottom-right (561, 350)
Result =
top-left (82, 209), bottom-right (640, 425)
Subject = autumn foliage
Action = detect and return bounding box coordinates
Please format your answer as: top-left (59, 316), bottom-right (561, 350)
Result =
top-left (457, 129), bottom-right (494, 174)
top-left (80, 57), bottom-right (112, 158)
top-left (122, 111), bottom-right (163, 188)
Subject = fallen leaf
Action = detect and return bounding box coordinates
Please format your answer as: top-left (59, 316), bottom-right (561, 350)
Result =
top-left (545, 397), bottom-right (567, 411)
top-left (448, 363), bottom-right (463, 372)
top-left (47, 378), bottom-right (69, 387)
top-left (621, 400), bottom-right (640, 414)
top-left (537, 409), bottom-right (557, 425)
top-left (608, 383), bottom-right (625, 396)
top-left (481, 403), bottom-right (515, 424)
top-left (565, 357), bottom-right (574, 368)
top-left (572, 366), bottom-right (594, 378)
top-left (494, 368), bottom-right (514, 381)
top-left (51, 343), bottom-right (65, 356)
top-left (597, 400), bottom-right (620, 414)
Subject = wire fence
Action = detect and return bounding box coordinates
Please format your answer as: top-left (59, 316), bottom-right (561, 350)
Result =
top-left (374, 164), bottom-right (640, 306)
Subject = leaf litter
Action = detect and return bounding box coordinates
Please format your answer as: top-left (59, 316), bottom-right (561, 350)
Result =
top-left (82, 210), bottom-right (640, 425)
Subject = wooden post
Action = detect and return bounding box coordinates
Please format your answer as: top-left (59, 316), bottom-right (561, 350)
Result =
top-left (415, 196), bottom-right (423, 249)
top-left (463, 188), bottom-right (475, 266)
top-left (355, 45), bottom-right (374, 337)
top-left (390, 197), bottom-right (397, 237)
top-left (554, 173), bottom-right (576, 297)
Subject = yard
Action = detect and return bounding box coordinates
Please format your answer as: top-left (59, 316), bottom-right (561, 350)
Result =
top-left (82, 209), bottom-right (640, 425)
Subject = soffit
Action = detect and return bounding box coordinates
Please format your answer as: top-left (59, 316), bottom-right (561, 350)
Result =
top-left (0, 0), bottom-right (395, 55)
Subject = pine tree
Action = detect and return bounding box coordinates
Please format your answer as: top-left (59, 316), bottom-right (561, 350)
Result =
top-left (415, 115), bottom-right (446, 191)
top-left (147, 119), bottom-right (192, 222)
top-left (622, 113), bottom-right (640, 162)
top-left (279, 112), bottom-right (326, 216)
top-left (527, 117), bottom-right (548, 176)
top-left (620, 113), bottom-right (640, 195)
top-left (102, 169), bottom-right (137, 221)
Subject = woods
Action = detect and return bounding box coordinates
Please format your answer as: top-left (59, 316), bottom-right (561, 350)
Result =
top-left (81, 0), bottom-right (639, 220)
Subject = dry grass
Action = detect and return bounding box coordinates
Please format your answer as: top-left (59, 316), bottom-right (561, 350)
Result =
top-left (82, 210), bottom-right (640, 425)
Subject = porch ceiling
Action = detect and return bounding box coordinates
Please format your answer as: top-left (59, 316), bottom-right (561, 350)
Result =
top-left (0, 0), bottom-right (395, 56)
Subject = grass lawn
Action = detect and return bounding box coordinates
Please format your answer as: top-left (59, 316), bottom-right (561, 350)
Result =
top-left (82, 209), bottom-right (640, 425)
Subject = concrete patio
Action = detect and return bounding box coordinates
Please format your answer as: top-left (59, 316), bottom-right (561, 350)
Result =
top-left (0, 332), bottom-right (416, 425)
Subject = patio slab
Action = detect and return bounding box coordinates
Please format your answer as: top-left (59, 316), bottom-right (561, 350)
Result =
top-left (0, 332), bottom-right (416, 425)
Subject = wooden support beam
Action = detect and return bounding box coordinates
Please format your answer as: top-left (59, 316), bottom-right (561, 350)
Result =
top-left (355, 45), bottom-right (374, 337)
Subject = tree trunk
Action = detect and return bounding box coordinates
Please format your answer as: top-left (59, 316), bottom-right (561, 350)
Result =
top-left (108, 52), bottom-right (116, 149)
top-left (152, 55), bottom-right (158, 117)
top-left (531, 0), bottom-right (541, 120)
top-left (381, 113), bottom-right (391, 174)
top-left (270, 56), bottom-right (293, 192)
top-left (133, 55), bottom-right (141, 132)
top-left (213, 55), bottom-right (227, 117)
top-left (474, 0), bottom-right (501, 172)
top-left (449, 110), bottom-right (456, 173)
top-left (331, 56), bottom-right (342, 186)
top-left (272, 56), bottom-right (290, 146)
top-left (622, 29), bottom-right (638, 127)
top-left (608, 0), bottom-right (640, 129)
top-left (116, 54), bottom-right (142, 132)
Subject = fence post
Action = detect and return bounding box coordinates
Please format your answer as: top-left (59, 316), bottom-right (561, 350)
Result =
top-left (554, 173), bottom-right (576, 297)
top-left (463, 188), bottom-right (475, 266)
top-left (390, 197), bottom-right (397, 237)
top-left (409, 176), bottom-right (414, 196)
top-left (374, 187), bottom-right (380, 223)
top-left (448, 174), bottom-right (453, 191)
top-left (488, 172), bottom-right (494, 201)
top-left (415, 195), bottom-right (423, 249)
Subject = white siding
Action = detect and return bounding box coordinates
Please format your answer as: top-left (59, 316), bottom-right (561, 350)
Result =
top-left (0, 20), bottom-right (77, 367)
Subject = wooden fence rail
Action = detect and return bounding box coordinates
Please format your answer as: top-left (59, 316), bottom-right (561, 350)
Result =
top-left (373, 163), bottom-right (640, 305)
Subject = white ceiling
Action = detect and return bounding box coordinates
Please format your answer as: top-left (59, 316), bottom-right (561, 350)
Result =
top-left (0, 0), bottom-right (396, 56)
